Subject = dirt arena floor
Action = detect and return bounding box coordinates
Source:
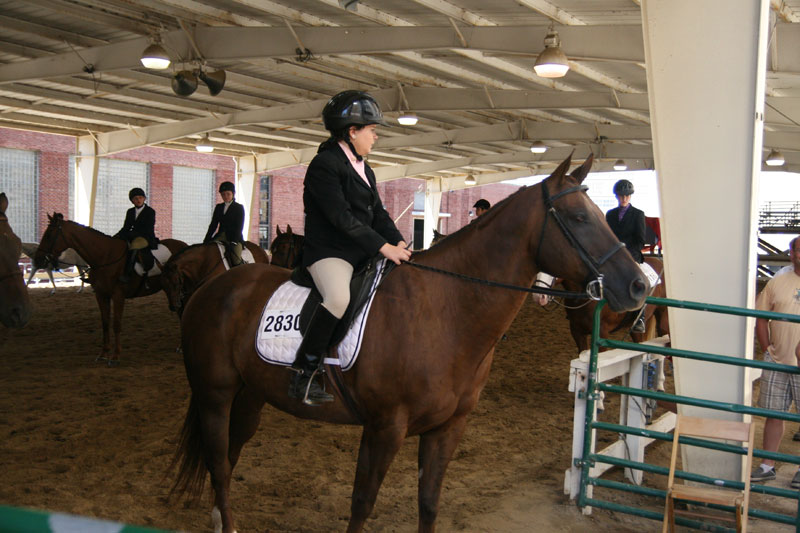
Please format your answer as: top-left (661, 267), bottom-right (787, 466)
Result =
top-left (1, 286), bottom-right (796, 532)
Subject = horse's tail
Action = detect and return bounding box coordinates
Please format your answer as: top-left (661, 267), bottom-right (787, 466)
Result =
top-left (168, 394), bottom-right (207, 501)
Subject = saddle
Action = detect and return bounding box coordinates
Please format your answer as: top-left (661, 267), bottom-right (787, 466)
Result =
top-left (290, 256), bottom-right (396, 347)
top-left (221, 241), bottom-right (243, 267)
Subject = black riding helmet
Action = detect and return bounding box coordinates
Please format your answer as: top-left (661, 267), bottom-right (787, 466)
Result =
top-left (322, 90), bottom-right (388, 132)
top-left (128, 187), bottom-right (146, 201)
top-left (613, 179), bottom-right (634, 196)
top-left (219, 181), bottom-right (235, 194)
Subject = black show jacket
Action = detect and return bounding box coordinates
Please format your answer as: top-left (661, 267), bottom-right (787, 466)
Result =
top-left (114, 204), bottom-right (158, 248)
top-left (605, 204), bottom-right (646, 263)
top-left (204, 201), bottom-right (245, 243)
top-left (302, 141), bottom-right (404, 268)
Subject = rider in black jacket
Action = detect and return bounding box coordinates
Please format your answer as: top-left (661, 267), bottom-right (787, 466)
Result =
top-left (290, 90), bottom-right (411, 405)
top-left (204, 181), bottom-right (245, 265)
top-left (115, 187), bottom-right (158, 282)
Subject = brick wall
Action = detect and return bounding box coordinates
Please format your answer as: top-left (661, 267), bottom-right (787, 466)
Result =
top-left (1, 127), bottom-right (523, 247)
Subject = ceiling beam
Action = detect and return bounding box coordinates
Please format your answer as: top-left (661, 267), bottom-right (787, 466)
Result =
top-left (0, 25), bottom-right (647, 84)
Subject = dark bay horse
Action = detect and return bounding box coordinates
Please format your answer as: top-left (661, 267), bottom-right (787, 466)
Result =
top-left (34, 214), bottom-right (187, 363)
top-left (560, 256), bottom-right (669, 353)
top-left (0, 193), bottom-right (32, 328)
top-left (171, 155), bottom-right (648, 533)
top-left (161, 241), bottom-right (269, 315)
top-left (269, 224), bottom-right (304, 268)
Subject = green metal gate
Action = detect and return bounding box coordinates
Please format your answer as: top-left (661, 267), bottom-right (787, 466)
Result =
top-left (576, 295), bottom-right (800, 532)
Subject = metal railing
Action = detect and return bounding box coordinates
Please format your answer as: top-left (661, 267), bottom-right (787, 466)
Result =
top-left (576, 295), bottom-right (800, 531)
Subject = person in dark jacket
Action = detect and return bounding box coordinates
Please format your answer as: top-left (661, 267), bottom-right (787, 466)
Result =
top-left (606, 179), bottom-right (647, 332)
top-left (290, 90), bottom-right (411, 405)
top-left (114, 187), bottom-right (158, 283)
top-left (204, 181), bottom-right (245, 266)
top-left (473, 199), bottom-right (490, 218)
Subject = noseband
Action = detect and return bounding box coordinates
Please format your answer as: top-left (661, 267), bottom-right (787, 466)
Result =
top-left (536, 181), bottom-right (625, 301)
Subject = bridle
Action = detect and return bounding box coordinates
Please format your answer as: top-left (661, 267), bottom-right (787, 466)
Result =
top-left (404, 180), bottom-right (625, 301)
top-left (0, 214), bottom-right (24, 283)
top-left (271, 236), bottom-right (299, 268)
top-left (535, 180), bottom-right (625, 300)
top-left (39, 217), bottom-right (126, 271)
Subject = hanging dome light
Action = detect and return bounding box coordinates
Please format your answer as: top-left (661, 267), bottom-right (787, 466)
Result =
top-left (530, 141), bottom-right (547, 154)
top-left (195, 134), bottom-right (214, 153)
top-left (464, 174), bottom-right (477, 185)
top-left (613, 159), bottom-right (627, 171)
top-left (533, 28), bottom-right (570, 78)
top-left (765, 149), bottom-right (785, 167)
top-left (397, 113), bottom-right (418, 126)
top-left (140, 41), bottom-right (171, 70)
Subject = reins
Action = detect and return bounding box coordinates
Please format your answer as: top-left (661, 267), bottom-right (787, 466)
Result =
top-left (40, 219), bottom-right (127, 272)
top-left (402, 181), bottom-right (627, 301)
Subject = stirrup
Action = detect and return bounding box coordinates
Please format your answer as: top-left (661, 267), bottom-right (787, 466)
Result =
top-left (302, 367), bottom-right (333, 405)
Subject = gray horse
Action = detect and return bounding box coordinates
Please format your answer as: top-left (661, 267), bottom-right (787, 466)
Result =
top-left (21, 243), bottom-right (88, 295)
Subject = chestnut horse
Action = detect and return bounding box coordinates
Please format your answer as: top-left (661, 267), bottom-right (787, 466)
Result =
top-left (0, 193), bottom-right (32, 328)
top-left (34, 214), bottom-right (187, 363)
top-left (269, 224), bottom-right (304, 268)
top-left (560, 255), bottom-right (669, 353)
top-left (171, 156), bottom-right (648, 533)
top-left (161, 241), bottom-right (269, 315)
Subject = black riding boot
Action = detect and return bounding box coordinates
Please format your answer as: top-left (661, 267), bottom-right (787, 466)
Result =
top-left (289, 305), bottom-right (339, 405)
top-left (119, 250), bottom-right (136, 283)
top-left (632, 306), bottom-right (647, 333)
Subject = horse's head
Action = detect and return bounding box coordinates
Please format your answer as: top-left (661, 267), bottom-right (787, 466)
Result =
top-left (161, 260), bottom-right (185, 313)
top-left (534, 155), bottom-right (648, 312)
top-left (34, 213), bottom-right (68, 269)
top-left (270, 225), bottom-right (304, 269)
top-left (0, 192), bottom-right (32, 328)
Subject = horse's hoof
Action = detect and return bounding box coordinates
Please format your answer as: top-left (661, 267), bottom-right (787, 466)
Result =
top-left (106, 359), bottom-right (120, 367)
top-left (95, 355), bottom-right (108, 363)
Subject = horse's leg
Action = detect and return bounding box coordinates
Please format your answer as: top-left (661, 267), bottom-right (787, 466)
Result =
top-left (110, 291), bottom-right (125, 364)
top-left (47, 268), bottom-right (56, 296)
top-left (94, 292), bottom-right (112, 361)
top-left (77, 266), bottom-right (85, 293)
top-left (25, 267), bottom-right (36, 287)
top-left (198, 386), bottom-right (240, 533)
top-left (227, 384), bottom-right (265, 469)
top-left (347, 426), bottom-right (406, 533)
top-left (417, 416), bottom-right (468, 533)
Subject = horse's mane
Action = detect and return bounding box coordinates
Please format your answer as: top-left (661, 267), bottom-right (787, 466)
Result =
top-left (412, 182), bottom-right (536, 259)
top-left (53, 214), bottom-right (115, 240)
top-left (169, 242), bottom-right (215, 260)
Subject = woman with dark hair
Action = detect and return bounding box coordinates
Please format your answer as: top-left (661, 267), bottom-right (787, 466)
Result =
top-left (204, 181), bottom-right (245, 266)
top-left (290, 90), bottom-right (411, 405)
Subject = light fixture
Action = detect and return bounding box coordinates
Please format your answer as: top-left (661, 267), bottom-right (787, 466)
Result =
top-left (397, 113), bottom-right (418, 126)
top-left (140, 40), bottom-right (171, 70)
top-left (613, 159), bottom-right (627, 171)
top-left (464, 174), bottom-right (477, 185)
top-left (765, 149), bottom-right (785, 167)
top-left (172, 70), bottom-right (198, 97)
top-left (530, 141), bottom-right (547, 154)
top-left (338, 0), bottom-right (358, 10)
top-left (195, 134), bottom-right (214, 153)
top-left (533, 26), bottom-right (570, 78)
top-left (198, 68), bottom-right (226, 96)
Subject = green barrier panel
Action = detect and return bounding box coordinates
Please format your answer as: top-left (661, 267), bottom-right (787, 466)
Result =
top-left (0, 505), bottom-right (173, 533)
top-left (576, 295), bottom-right (800, 532)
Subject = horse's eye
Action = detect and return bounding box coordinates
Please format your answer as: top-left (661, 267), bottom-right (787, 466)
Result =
top-left (571, 212), bottom-right (587, 224)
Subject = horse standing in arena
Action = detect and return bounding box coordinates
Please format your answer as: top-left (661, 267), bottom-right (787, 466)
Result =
top-left (34, 213), bottom-right (187, 364)
top-left (170, 156), bottom-right (649, 533)
top-left (0, 193), bottom-right (32, 328)
top-left (560, 256), bottom-right (669, 353)
top-left (23, 243), bottom-right (89, 294)
top-left (161, 241), bottom-right (269, 315)
top-left (269, 224), bottom-right (304, 268)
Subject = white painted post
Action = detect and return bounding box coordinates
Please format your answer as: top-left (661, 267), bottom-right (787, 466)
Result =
top-left (641, 0), bottom-right (769, 479)
top-left (74, 136), bottom-right (98, 226)
top-left (236, 156), bottom-right (257, 242)
top-left (423, 178), bottom-right (442, 249)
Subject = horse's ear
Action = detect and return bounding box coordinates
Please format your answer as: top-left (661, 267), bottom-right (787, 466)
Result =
top-left (286, 224), bottom-right (293, 234)
top-left (47, 213), bottom-right (53, 222)
top-left (276, 225), bottom-right (283, 235)
top-left (0, 192), bottom-right (7, 214)
top-left (569, 154), bottom-right (594, 184)
top-left (549, 153), bottom-right (573, 182)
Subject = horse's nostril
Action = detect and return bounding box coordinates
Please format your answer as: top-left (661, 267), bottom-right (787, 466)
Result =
top-left (630, 277), bottom-right (647, 300)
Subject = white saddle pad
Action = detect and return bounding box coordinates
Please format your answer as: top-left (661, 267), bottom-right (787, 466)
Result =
top-left (133, 244), bottom-right (172, 276)
top-left (216, 242), bottom-right (255, 270)
top-left (640, 261), bottom-right (661, 287)
top-left (255, 259), bottom-right (386, 371)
